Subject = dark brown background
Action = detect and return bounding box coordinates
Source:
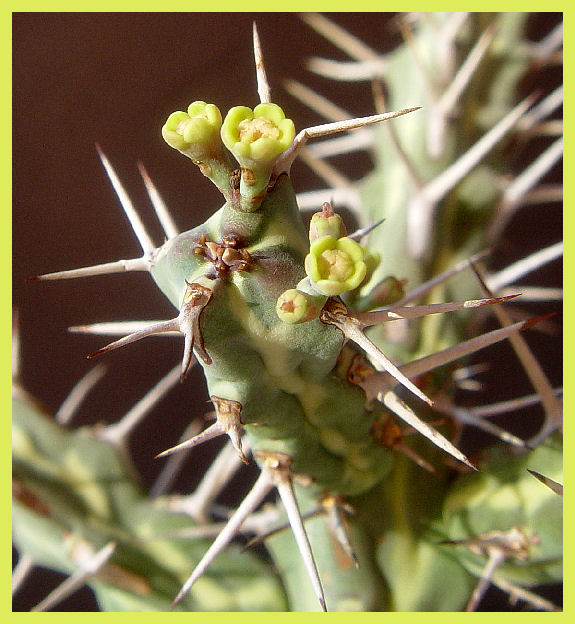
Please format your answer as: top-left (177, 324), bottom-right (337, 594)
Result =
top-left (13, 13), bottom-right (562, 611)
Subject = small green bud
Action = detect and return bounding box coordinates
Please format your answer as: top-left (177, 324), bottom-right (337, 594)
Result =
top-left (304, 236), bottom-right (367, 296)
top-left (276, 288), bottom-right (323, 324)
top-left (309, 202), bottom-right (347, 243)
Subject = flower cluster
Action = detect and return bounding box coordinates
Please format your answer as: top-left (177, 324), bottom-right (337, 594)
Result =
top-left (162, 101), bottom-right (294, 211)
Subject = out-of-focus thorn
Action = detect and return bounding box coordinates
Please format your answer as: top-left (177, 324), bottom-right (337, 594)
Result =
top-left (69, 320), bottom-right (178, 336)
top-left (137, 162), bottom-right (179, 240)
top-left (486, 241), bottom-right (562, 293)
top-left (408, 95), bottom-right (535, 259)
top-left (491, 576), bottom-right (561, 612)
top-left (490, 138), bottom-right (563, 241)
top-left (348, 218), bottom-right (385, 241)
top-left (171, 439), bottom-right (251, 522)
top-left (170, 470), bottom-right (273, 609)
top-left (296, 187), bottom-right (361, 214)
top-left (518, 86), bottom-right (563, 133)
top-left (12, 553), bottom-right (34, 596)
top-left (297, 147), bottom-right (352, 190)
top-left (31, 541), bottom-right (117, 612)
top-left (525, 21), bottom-right (563, 64)
top-left (55, 364), bottom-right (107, 425)
top-left (300, 12), bottom-right (380, 62)
top-left (470, 263), bottom-right (562, 446)
top-left (99, 364), bottom-right (181, 449)
top-left (527, 469), bottom-right (563, 496)
top-left (155, 421), bottom-right (224, 459)
top-left (284, 79), bottom-right (351, 122)
top-left (253, 22), bottom-right (271, 104)
top-left (428, 23), bottom-right (496, 158)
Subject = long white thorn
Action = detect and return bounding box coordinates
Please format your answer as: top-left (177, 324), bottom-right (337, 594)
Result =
top-left (32, 256), bottom-right (150, 281)
top-left (137, 162), bottom-right (179, 240)
top-left (275, 108), bottom-right (421, 176)
top-left (96, 145), bottom-right (156, 255)
top-left (87, 318), bottom-right (181, 359)
top-left (486, 241), bottom-right (563, 292)
top-left (69, 320), bottom-right (178, 336)
top-left (31, 542), bottom-right (117, 612)
top-left (466, 550), bottom-right (506, 611)
top-left (55, 364), bottom-right (107, 425)
top-left (253, 22), bottom-right (271, 103)
top-left (171, 471), bottom-right (273, 609)
top-left (382, 391), bottom-right (476, 470)
top-left (273, 476), bottom-right (327, 611)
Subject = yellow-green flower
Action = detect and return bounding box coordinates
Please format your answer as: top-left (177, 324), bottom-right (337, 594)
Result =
top-left (162, 101), bottom-right (223, 159)
top-left (221, 103), bottom-right (295, 170)
top-left (304, 236), bottom-right (367, 296)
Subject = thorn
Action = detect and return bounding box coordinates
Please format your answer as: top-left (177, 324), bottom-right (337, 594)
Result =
top-left (348, 218), bottom-right (385, 241)
top-left (253, 22), bottom-right (271, 104)
top-left (170, 471), bottom-right (273, 609)
top-left (321, 299), bottom-right (434, 407)
top-left (137, 162), bottom-right (179, 240)
top-left (96, 145), bottom-right (156, 255)
top-left (55, 363), bottom-right (107, 425)
top-left (527, 469), bottom-right (563, 496)
top-left (155, 421), bottom-right (224, 459)
top-left (100, 364), bottom-right (181, 448)
top-left (323, 496), bottom-right (359, 568)
top-left (355, 294), bottom-right (520, 328)
top-left (486, 241), bottom-right (563, 293)
top-left (262, 454), bottom-right (327, 612)
top-left (86, 318), bottom-right (180, 359)
top-left (29, 256), bottom-right (151, 281)
top-left (382, 391), bottom-right (477, 471)
top-left (275, 107), bottom-right (422, 176)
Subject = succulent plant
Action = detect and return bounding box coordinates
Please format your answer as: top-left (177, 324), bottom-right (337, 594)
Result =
top-left (13, 13), bottom-right (562, 612)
